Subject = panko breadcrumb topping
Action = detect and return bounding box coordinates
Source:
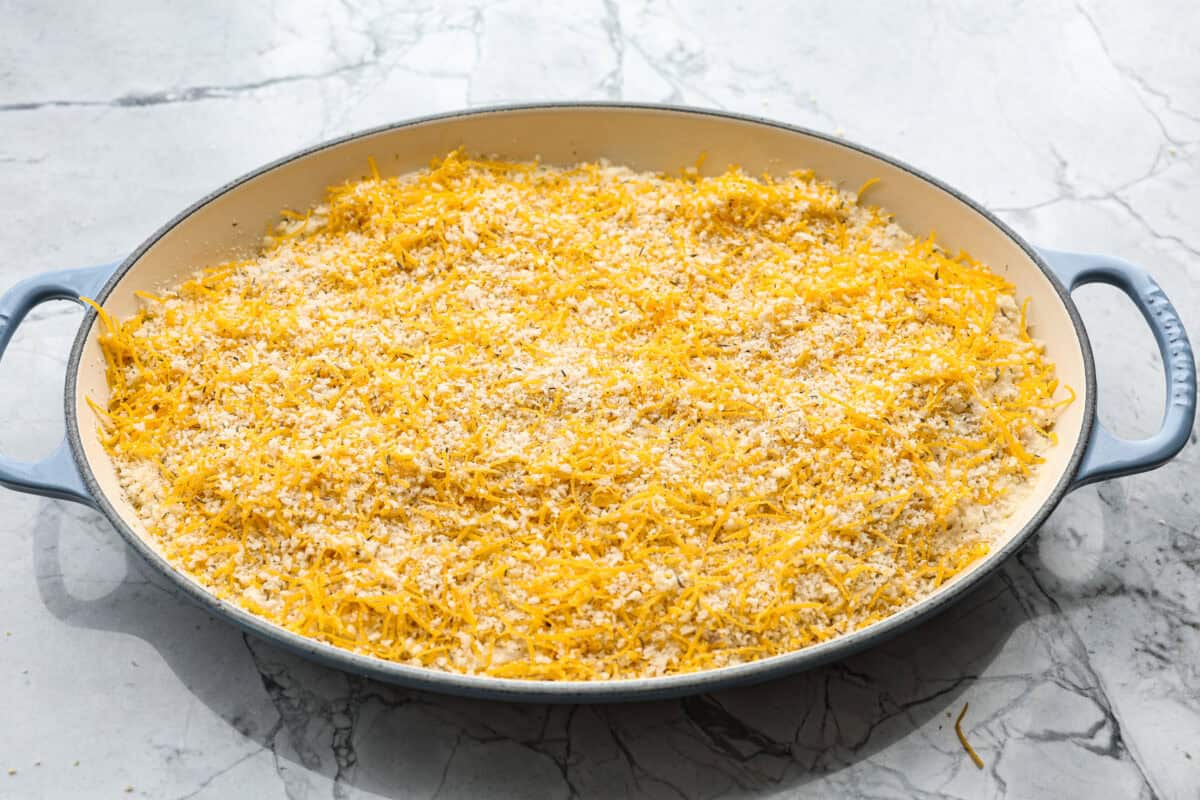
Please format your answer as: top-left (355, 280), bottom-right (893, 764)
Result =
top-left (89, 151), bottom-right (1068, 680)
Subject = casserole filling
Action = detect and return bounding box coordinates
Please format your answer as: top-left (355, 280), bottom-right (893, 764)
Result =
top-left (91, 152), bottom-right (1068, 679)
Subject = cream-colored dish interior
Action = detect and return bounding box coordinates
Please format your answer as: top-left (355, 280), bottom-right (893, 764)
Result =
top-left (74, 106), bottom-right (1088, 618)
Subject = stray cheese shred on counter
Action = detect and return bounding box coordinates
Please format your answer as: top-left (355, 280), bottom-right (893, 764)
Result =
top-left (90, 151), bottom-right (1070, 680)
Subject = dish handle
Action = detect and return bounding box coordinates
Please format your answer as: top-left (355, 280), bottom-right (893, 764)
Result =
top-left (1039, 248), bottom-right (1196, 490)
top-left (0, 263), bottom-right (118, 507)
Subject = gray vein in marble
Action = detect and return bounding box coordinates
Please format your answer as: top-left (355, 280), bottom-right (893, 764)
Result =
top-left (1074, 2), bottom-right (1200, 137)
top-left (0, 61), bottom-right (381, 113)
top-left (1006, 556), bottom-right (1160, 798)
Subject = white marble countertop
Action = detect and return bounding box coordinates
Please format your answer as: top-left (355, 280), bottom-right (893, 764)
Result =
top-left (2, 2), bottom-right (1198, 797)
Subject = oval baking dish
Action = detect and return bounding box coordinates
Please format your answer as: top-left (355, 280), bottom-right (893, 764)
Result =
top-left (1, 104), bottom-right (1193, 702)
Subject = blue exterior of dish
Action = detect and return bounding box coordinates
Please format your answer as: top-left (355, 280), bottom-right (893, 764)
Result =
top-left (1037, 248), bottom-right (1196, 489)
top-left (0, 263), bottom-right (114, 506)
top-left (0, 104), bottom-right (1193, 702)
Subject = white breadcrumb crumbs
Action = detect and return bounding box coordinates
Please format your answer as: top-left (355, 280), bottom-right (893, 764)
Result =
top-left (90, 151), bottom-right (1068, 680)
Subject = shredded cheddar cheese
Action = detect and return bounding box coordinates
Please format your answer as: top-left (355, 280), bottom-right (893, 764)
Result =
top-left (956, 702), bottom-right (985, 769)
top-left (91, 151), bottom-right (1067, 680)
